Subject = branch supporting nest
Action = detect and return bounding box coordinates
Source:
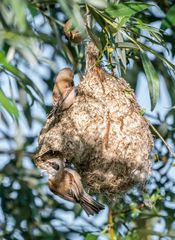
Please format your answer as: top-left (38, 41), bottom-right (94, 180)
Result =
top-left (108, 208), bottom-right (117, 240)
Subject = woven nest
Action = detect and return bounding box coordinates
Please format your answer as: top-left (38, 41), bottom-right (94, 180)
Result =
top-left (35, 42), bottom-right (153, 199)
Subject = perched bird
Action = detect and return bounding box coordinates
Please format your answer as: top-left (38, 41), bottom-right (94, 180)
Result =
top-left (48, 68), bottom-right (76, 118)
top-left (45, 158), bottom-right (105, 216)
top-left (64, 19), bottom-right (84, 43)
top-left (52, 68), bottom-right (76, 110)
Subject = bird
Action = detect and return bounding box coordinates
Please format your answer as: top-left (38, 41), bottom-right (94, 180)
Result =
top-left (52, 68), bottom-right (76, 110)
top-left (45, 158), bottom-right (105, 216)
top-left (48, 68), bottom-right (76, 118)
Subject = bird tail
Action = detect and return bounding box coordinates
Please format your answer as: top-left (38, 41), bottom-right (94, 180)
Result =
top-left (80, 193), bottom-right (105, 216)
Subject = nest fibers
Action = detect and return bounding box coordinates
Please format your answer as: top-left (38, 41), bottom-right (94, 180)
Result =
top-left (35, 42), bottom-right (153, 199)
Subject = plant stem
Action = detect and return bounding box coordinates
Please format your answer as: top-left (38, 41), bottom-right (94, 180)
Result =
top-left (150, 123), bottom-right (175, 159)
top-left (108, 208), bottom-right (117, 240)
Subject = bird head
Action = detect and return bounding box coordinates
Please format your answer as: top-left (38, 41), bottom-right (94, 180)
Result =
top-left (56, 68), bottom-right (74, 83)
top-left (52, 68), bottom-right (74, 104)
top-left (45, 158), bottom-right (65, 178)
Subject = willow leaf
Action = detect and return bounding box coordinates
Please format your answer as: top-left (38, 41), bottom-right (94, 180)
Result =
top-left (140, 52), bottom-right (159, 110)
top-left (105, 2), bottom-right (152, 18)
top-left (0, 52), bottom-right (44, 103)
top-left (11, 0), bottom-right (27, 32)
top-left (138, 42), bottom-right (175, 71)
top-left (161, 4), bottom-right (175, 30)
top-left (0, 90), bottom-right (19, 118)
top-left (115, 42), bottom-right (139, 49)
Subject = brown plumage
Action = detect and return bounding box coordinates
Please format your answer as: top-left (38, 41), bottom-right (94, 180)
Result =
top-left (51, 68), bottom-right (75, 114)
top-left (64, 19), bottom-right (84, 43)
top-left (45, 158), bottom-right (104, 216)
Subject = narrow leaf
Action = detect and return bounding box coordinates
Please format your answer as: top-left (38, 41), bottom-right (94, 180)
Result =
top-left (86, 27), bottom-right (102, 50)
top-left (140, 52), bottom-right (160, 110)
top-left (161, 4), bottom-right (175, 30)
top-left (0, 90), bottom-right (19, 118)
top-left (85, 233), bottom-right (98, 240)
top-left (105, 2), bottom-right (152, 18)
top-left (0, 52), bottom-right (44, 103)
top-left (134, 18), bottom-right (161, 33)
top-left (10, 0), bottom-right (27, 32)
top-left (116, 32), bottom-right (126, 69)
top-left (115, 42), bottom-right (139, 49)
top-left (138, 42), bottom-right (175, 71)
top-left (88, 6), bottom-right (105, 28)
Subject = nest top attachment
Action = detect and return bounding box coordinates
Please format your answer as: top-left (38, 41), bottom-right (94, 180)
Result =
top-left (36, 42), bottom-right (153, 199)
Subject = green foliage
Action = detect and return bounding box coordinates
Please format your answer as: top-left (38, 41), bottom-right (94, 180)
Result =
top-left (0, 52), bottom-right (43, 103)
top-left (0, 0), bottom-right (175, 239)
top-left (86, 1), bottom-right (175, 109)
top-left (105, 2), bottom-right (152, 17)
top-left (161, 4), bottom-right (175, 30)
top-left (140, 52), bottom-right (159, 110)
top-left (9, 0), bottom-right (27, 32)
top-left (85, 233), bottom-right (98, 240)
top-left (0, 89), bottom-right (19, 118)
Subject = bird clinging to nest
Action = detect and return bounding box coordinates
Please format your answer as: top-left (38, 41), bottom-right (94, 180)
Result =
top-left (36, 66), bottom-right (105, 216)
top-left (48, 68), bottom-right (76, 118)
top-left (43, 158), bottom-right (104, 216)
top-left (36, 40), bottom-right (153, 204)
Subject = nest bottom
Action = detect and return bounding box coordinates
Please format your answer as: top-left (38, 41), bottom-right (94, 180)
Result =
top-left (76, 153), bottom-right (151, 199)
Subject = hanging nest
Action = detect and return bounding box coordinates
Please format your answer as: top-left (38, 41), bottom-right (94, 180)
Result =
top-left (35, 42), bottom-right (153, 199)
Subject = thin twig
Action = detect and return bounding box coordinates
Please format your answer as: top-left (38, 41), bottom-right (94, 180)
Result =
top-left (150, 123), bottom-right (175, 159)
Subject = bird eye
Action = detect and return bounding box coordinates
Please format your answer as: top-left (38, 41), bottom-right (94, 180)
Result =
top-left (52, 162), bottom-right (60, 170)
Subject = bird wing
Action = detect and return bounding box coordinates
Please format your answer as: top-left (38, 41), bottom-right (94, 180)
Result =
top-left (65, 168), bottom-right (83, 202)
top-left (47, 95), bottom-right (63, 118)
top-left (48, 87), bottom-right (75, 118)
top-left (65, 169), bottom-right (105, 216)
top-left (52, 84), bottom-right (62, 106)
top-left (49, 177), bottom-right (77, 203)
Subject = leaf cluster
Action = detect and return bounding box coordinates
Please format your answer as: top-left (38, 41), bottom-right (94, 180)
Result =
top-left (0, 0), bottom-right (175, 239)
